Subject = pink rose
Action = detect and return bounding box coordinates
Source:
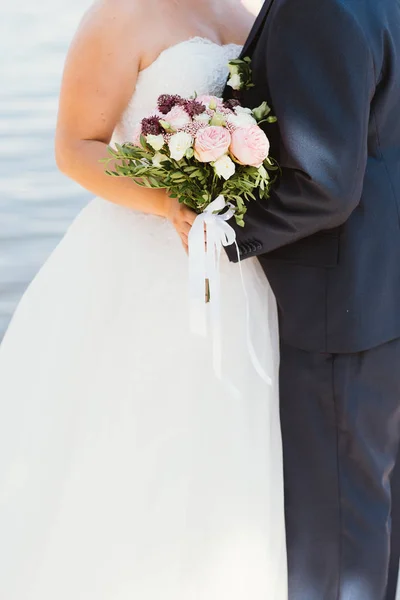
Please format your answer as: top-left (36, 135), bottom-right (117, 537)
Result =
top-left (196, 95), bottom-right (224, 109)
top-left (164, 106), bottom-right (191, 129)
top-left (194, 126), bottom-right (231, 163)
top-left (230, 125), bottom-right (270, 167)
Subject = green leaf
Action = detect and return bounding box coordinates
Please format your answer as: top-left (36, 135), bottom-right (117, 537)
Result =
top-left (252, 101), bottom-right (272, 121)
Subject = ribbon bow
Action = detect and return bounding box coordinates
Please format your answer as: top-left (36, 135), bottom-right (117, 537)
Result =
top-left (188, 195), bottom-right (272, 388)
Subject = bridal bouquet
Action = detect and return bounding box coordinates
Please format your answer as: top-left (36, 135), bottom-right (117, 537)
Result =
top-left (103, 93), bottom-right (278, 227)
top-left (102, 87), bottom-right (278, 381)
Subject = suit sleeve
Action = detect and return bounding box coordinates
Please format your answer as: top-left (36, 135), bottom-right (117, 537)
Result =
top-left (226, 0), bottom-right (376, 262)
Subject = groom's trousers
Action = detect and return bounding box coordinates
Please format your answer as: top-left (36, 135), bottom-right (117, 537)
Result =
top-left (280, 338), bottom-right (400, 600)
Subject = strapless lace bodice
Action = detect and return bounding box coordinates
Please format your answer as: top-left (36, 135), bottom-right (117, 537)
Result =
top-left (112, 37), bottom-right (242, 145)
top-left (89, 37), bottom-right (242, 250)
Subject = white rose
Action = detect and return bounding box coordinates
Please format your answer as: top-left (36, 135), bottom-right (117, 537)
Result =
top-left (152, 152), bottom-right (168, 168)
top-left (227, 73), bottom-right (242, 91)
top-left (213, 155), bottom-right (236, 181)
top-left (146, 134), bottom-right (165, 151)
top-left (168, 132), bottom-right (193, 161)
top-left (234, 106), bottom-right (253, 115)
top-left (194, 113), bottom-right (211, 124)
top-left (228, 112), bottom-right (257, 128)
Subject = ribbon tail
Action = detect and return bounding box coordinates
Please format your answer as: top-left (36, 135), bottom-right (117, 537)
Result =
top-left (234, 240), bottom-right (273, 386)
top-left (206, 221), bottom-right (222, 379)
top-left (207, 221), bottom-right (242, 399)
top-left (188, 215), bottom-right (208, 337)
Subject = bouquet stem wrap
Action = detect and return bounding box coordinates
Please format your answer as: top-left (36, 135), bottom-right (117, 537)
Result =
top-left (188, 195), bottom-right (272, 388)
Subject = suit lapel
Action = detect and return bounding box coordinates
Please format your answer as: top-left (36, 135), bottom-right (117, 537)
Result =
top-left (241, 0), bottom-right (275, 57)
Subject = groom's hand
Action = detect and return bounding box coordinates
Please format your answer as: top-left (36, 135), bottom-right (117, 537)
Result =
top-left (165, 197), bottom-right (197, 253)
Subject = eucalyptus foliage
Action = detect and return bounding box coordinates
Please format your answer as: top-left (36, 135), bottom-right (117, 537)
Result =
top-left (101, 139), bottom-right (279, 227)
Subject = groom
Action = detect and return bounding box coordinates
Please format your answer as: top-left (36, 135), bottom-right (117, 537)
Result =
top-left (225, 0), bottom-right (400, 598)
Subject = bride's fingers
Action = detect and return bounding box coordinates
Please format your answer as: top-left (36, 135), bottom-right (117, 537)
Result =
top-left (181, 238), bottom-right (189, 254)
top-left (180, 222), bottom-right (192, 237)
top-left (182, 207), bottom-right (196, 226)
top-left (179, 230), bottom-right (189, 250)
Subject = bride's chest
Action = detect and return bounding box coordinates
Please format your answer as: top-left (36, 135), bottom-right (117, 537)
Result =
top-left (112, 38), bottom-right (242, 145)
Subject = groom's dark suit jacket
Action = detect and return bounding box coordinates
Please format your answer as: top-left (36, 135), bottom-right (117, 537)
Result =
top-left (226, 0), bottom-right (400, 353)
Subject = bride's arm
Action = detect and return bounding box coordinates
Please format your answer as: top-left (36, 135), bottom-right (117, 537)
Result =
top-left (55, 0), bottom-right (195, 248)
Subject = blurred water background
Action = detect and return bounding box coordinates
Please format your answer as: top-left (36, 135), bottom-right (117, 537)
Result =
top-left (0, 0), bottom-right (92, 338)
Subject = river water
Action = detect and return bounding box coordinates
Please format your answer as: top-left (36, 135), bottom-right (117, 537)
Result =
top-left (0, 0), bottom-right (91, 338)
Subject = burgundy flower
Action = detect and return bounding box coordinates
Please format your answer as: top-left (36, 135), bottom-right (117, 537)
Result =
top-left (224, 98), bottom-right (241, 111)
top-left (182, 99), bottom-right (206, 118)
top-left (141, 116), bottom-right (163, 136)
top-left (157, 94), bottom-right (184, 115)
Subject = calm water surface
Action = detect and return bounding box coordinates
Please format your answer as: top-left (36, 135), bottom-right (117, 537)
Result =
top-left (0, 0), bottom-right (92, 338)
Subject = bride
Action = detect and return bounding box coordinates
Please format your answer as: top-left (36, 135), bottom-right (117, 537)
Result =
top-left (0, 0), bottom-right (287, 598)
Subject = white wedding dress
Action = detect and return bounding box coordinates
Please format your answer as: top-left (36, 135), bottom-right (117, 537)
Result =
top-left (0, 37), bottom-right (287, 599)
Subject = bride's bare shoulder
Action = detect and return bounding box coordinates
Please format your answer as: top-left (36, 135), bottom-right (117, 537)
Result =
top-left (74, 0), bottom-right (151, 54)
top-left (85, 0), bottom-right (148, 21)
top-left (58, 0), bottom-right (155, 137)
top-left (84, 0), bottom-right (149, 21)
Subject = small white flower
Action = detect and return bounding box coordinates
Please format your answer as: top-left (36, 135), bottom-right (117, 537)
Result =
top-left (168, 132), bottom-right (193, 161)
top-left (152, 152), bottom-right (168, 168)
top-left (227, 73), bottom-right (242, 91)
top-left (228, 112), bottom-right (257, 128)
top-left (194, 113), bottom-right (211, 125)
top-left (234, 106), bottom-right (253, 115)
top-left (213, 155), bottom-right (236, 180)
top-left (228, 64), bottom-right (240, 76)
top-left (146, 134), bottom-right (165, 151)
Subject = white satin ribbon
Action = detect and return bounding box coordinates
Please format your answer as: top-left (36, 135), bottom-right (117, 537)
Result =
top-left (188, 195), bottom-right (272, 387)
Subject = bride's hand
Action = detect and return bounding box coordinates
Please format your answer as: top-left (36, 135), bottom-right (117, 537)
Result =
top-left (165, 197), bottom-right (197, 253)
